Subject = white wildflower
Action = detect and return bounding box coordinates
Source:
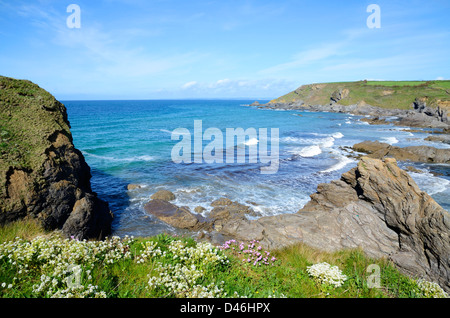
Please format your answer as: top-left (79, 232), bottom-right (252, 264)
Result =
top-left (306, 262), bottom-right (347, 288)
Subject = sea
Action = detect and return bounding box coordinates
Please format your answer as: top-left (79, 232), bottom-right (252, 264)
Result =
top-left (63, 100), bottom-right (450, 238)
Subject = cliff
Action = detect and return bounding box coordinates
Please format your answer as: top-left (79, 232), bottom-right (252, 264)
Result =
top-left (270, 80), bottom-right (450, 111)
top-left (0, 76), bottom-right (112, 239)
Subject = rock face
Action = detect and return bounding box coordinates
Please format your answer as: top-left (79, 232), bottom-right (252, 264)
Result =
top-left (0, 76), bottom-right (112, 239)
top-left (227, 157), bottom-right (450, 291)
top-left (353, 140), bottom-right (450, 163)
top-left (412, 97), bottom-right (448, 123)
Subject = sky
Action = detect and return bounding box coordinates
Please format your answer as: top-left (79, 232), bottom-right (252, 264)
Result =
top-left (0, 0), bottom-right (449, 100)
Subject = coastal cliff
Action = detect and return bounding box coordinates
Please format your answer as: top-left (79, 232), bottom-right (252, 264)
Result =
top-left (0, 76), bottom-right (112, 240)
top-left (255, 80), bottom-right (450, 129)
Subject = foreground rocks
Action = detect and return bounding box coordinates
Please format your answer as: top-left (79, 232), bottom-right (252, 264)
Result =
top-left (0, 76), bottom-right (113, 240)
top-left (145, 158), bottom-right (450, 291)
top-left (144, 193), bottom-right (258, 233)
top-left (352, 140), bottom-right (450, 163)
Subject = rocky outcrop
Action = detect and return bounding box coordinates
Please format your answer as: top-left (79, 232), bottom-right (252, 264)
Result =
top-left (143, 196), bottom-right (258, 233)
top-left (147, 157), bottom-right (450, 291)
top-left (412, 97), bottom-right (448, 123)
top-left (330, 88), bottom-right (349, 104)
top-left (353, 140), bottom-right (450, 163)
top-left (144, 199), bottom-right (207, 231)
top-left (215, 157), bottom-right (450, 291)
top-left (0, 76), bottom-right (112, 240)
top-left (255, 98), bottom-right (450, 130)
top-left (425, 134), bottom-right (450, 145)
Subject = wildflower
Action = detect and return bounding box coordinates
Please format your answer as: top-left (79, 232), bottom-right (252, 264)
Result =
top-left (416, 279), bottom-right (448, 298)
top-left (306, 262), bottom-right (347, 288)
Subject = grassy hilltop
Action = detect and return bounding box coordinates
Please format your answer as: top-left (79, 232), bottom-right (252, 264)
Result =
top-left (0, 76), bottom-right (71, 189)
top-left (270, 80), bottom-right (450, 110)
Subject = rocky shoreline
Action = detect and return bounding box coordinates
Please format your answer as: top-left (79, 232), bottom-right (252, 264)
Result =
top-left (142, 157), bottom-right (450, 292)
top-left (248, 98), bottom-right (449, 130)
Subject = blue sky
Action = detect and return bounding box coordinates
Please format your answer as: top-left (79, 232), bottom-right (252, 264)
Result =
top-left (0, 0), bottom-right (449, 100)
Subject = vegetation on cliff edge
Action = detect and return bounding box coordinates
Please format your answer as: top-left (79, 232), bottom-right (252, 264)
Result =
top-left (271, 80), bottom-right (450, 110)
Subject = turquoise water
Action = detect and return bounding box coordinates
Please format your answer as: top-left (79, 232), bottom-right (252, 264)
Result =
top-left (64, 100), bottom-right (450, 237)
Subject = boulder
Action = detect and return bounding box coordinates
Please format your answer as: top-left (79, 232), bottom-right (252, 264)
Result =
top-left (127, 184), bottom-right (141, 190)
top-left (144, 199), bottom-right (208, 231)
top-left (150, 189), bottom-right (176, 201)
top-left (209, 197), bottom-right (259, 230)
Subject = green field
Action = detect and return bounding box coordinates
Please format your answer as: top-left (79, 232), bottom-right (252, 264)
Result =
top-left (271, 80), bottom-right (450, 110)
top-left (365, 81), bottom-right (427, 87)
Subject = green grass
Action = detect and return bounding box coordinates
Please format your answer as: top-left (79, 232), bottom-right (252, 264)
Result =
top-left (0, 218), bottom-right (49, 243)
top-left (271, 80), bottom-right (450, 110)
top-left (0, 76), bottom-right (71, 195)
top-left (365, 81), bottom-right (427, 87)
top-left (1, 220), bottom-right (447, 299)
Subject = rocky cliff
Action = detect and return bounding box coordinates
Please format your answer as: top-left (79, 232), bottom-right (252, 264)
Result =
top-left (255, 80), bottom-right (450, 129)
top-left (0, 76), bottom-right (112, 239)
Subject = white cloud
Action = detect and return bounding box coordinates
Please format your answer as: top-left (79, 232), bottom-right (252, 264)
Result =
top-left (181, 81), bottom-right (198, 89)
